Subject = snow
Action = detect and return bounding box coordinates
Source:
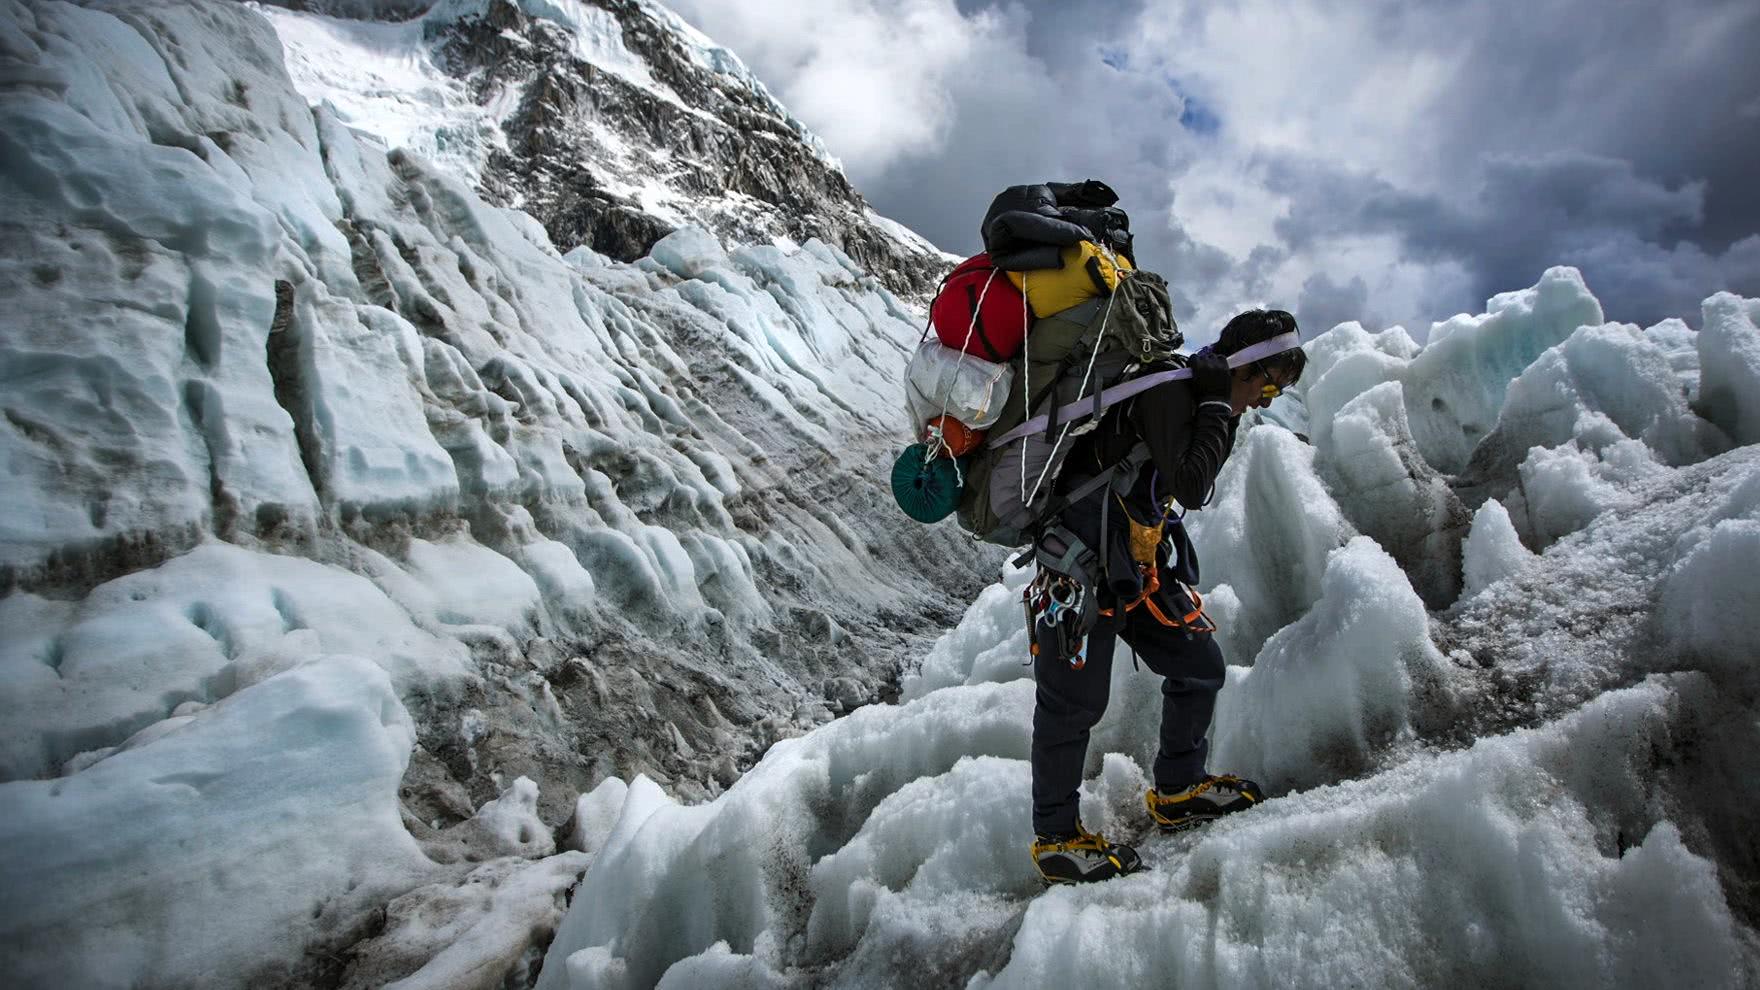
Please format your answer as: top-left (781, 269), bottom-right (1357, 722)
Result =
top-left (510, 0), bottom-right (659, 92)
top-left (0, 655), bottom-right (429, 988)
top-left (1508, 434), bottom-right (1672, 548)
top-left (4, 0), bottom-right (1760, 986)
top-left (1184, 426), bottom-right (1355, 667)
top-left (0, 89), bottom-right (310, 566)
top-left (403, 536), bottom-right (545, 632)
top-left (367, 852), bottom-right (592, 990)
top-left (427, 775), bottom-right (558, 862)
top-left (255, 3), bottom-right (510, 183)
top-left (627, 0), bottom-right (842, 169)
top-left (1459, 497), bottom-right (1533, 600)
top-left (257, 0), bottom-right (860, 255)
top-left (899, 563), bottom-right (1034, 700)
top-left (1486, 319), bottom-right (1727, 475)
top-left (1697, 291), bottom-right (1760, 445)
top-left (0, 542), bottom-right (471, 781)
top-left (539, 599), bottom-right (1754, 988)
top-left (1, 1), bottom-right (967, 981)
top-left (529, 270), bottom-right (1760, 987)
top-left (1657, 517), bottom-right (1760, 685)
top-left (976, 681), bottom-right (1744, 990)
top-left (1210, 536), bottom-right (1450, 792)
top-left (567, 776), bottom-right (631, 855)
top-left (647, 225), bottom-right (728, 280)
top-left (1321, 379), bottom-right (1470, 604)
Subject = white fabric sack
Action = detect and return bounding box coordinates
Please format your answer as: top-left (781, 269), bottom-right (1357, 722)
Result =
top-left (905, 340), bottom-right (1015, 432)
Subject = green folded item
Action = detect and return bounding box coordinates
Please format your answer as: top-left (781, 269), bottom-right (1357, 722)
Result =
top-left (891, 443), bottom-right (965, 523)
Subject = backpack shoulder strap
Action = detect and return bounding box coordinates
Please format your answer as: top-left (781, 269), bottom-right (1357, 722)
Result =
top-left (1006, 443), bottom-right (1150, 567)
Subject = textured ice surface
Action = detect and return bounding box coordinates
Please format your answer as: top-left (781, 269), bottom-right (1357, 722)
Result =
top-left (1459, 497), bottom-right (1534, 600)
top-left (1184, 426), bottom-right (1355, 667)
top-left (0, 542), bottom-right (471, 780)
top-left (541, 597), bottom-right (1754, 989)
top-left (1402, 266), bottom-right (1605, 474)
top-left (1322, 380), bottom-right (1471, 605)
top-left (1697, 292), bottom-right (1760, 446)
top-left (0, 656), bottom-right (431, 988)
top-left (1210, 536), bottom-right (1452, 791)
top-left (534, 274), bottom-right (1760, 988)
top-left (0, 2), bottom-right (974, 986)
top-left (5, 0), bottom-right (1760, 986)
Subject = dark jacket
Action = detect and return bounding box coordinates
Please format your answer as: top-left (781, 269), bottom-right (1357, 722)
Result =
top-left (1054, 373), bottom-right (1237, 599)
top-left (981, 181), bottom-right (1135, 271)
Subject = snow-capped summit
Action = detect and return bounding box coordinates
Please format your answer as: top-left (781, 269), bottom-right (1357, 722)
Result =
top-left (257, 0), bottom-right (953, 297)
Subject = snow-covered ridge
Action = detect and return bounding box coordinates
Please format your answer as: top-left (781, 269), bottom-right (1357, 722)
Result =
top-left (254, 0), bottom-right (952, 298)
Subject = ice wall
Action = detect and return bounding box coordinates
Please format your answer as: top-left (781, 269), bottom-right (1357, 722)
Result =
top-left (0, 0), bottom-right (973, 781)
top-left (0, 1), bottom-right (977, 985)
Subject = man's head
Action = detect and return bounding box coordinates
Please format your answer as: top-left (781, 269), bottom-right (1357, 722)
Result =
top-left (1216, 309), bottom-right (1306, 415)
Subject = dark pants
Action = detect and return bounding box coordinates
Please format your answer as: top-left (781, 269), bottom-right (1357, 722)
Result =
top-left (1030, 604), bottom-right (1227, 837)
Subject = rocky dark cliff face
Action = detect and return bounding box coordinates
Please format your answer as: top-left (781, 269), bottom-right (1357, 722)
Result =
top-left (428, 0), bottom-right (950, 300)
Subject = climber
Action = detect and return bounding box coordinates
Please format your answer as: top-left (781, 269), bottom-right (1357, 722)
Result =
top-left (1029, 309), bottom-right (1307, 885)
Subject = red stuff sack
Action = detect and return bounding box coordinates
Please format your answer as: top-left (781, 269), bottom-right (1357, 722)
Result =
top-left (931, 253), bottom-right (1031, 362)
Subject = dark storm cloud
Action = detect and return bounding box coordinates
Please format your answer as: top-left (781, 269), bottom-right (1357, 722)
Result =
top-left (1269, 151), bottom-right (1760, 326)
top-left (1385, 0), bottom-right (1760, 254)
top-left (1296, 272), bottom-right (1374, 337)
top-left (671, 0), bottom-right (1760, 333)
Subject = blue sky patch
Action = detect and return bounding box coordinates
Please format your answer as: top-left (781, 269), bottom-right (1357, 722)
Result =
top-left (1180, 98), bottom-right (1222, 135)
top-left (1165, 76), bottom-right (1221, 135)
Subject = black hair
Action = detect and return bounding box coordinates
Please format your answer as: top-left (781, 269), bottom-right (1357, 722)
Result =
top-left (1217, 309), bottom-right (1306, 385)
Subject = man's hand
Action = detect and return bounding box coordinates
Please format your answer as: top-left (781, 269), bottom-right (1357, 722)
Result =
top-left (1190, 350), bottom-right (1231, 403)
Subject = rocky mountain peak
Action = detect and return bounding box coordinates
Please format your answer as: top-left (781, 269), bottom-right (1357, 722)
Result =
top-left (269, 0), bottom-right (953, 299)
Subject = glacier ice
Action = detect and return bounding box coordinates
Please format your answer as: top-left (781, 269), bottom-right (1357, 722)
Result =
top-left (0, 655), bottom-right (432, 988)
top-left (1697, 292), bottom-right (1760, 445)
top-left (3, 0), bottom-right (1759, 986)
top-left (1459, 497), bottom-right (1533, 600)
top-left (528, 274), bottom-right (1760, 987)
top-left (1184, 425), bottom-right (1354, 667)
top-left (1402, 266), bottom-right (1605, 474)
top-left (1210, 536), bottom-right (1451, 792)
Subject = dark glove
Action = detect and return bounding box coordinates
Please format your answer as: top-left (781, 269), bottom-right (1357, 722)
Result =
top-left (1189, 350), bottom-right (1231, 403)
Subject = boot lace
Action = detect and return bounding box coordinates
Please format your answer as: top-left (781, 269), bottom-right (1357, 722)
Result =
top-left (1151, 774), bottom-right (1248, 808)
top-left (1034, 824), bottom-right (1111, 855)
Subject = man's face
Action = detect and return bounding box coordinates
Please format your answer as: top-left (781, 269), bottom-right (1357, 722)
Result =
top-left (1228, 365), bottom-right (1291, 416)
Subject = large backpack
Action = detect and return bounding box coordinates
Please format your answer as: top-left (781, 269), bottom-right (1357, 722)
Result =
top-left (957, 268), bottom-right (1183, 546)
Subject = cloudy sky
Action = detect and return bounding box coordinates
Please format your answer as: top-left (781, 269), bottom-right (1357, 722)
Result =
top-left (665, 0), bottom-right (1760, 342)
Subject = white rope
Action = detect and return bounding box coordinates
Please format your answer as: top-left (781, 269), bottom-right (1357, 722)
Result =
top-left (1020, 269), bottom-right (1128, 507)
top-left (1018, 269), bottom-right (1031, 500)
top-left (919, 421), bottom-right (963, 491)
top-left (934, 267), bottom-right (1009, 436)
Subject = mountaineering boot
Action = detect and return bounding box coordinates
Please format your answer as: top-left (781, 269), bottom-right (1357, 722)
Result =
top-left (1031, 825), bottom-right (1142, 885)
top-left (1146, 774), bottom-right (1263, 832)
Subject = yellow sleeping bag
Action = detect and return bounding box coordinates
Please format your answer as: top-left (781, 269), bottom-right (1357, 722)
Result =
top-left (1006, 241), bottom-right (1134, 318)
